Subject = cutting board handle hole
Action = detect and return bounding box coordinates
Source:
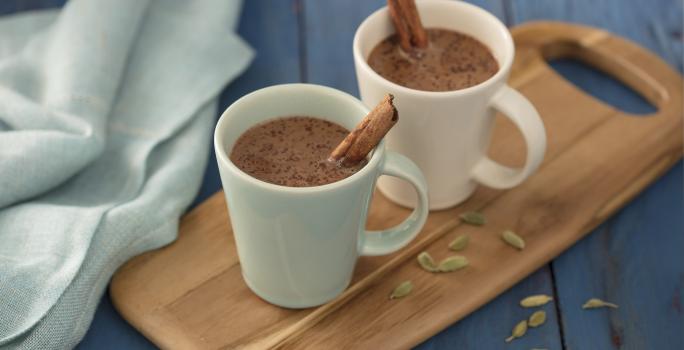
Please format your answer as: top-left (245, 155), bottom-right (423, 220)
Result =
top-left (542, 41), bottom-right (660, 116)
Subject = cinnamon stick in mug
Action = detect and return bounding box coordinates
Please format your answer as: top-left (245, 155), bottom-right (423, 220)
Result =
top-left (329, 94), bottom-right (398, 166)
top-left (387, 0), bottom-right (427, 52)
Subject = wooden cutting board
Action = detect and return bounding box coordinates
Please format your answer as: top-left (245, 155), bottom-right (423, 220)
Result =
top-left (110, 22), bottom-right (683, 350)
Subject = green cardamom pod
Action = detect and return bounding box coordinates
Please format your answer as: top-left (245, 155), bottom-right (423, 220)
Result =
top-left (520, 294), bottom-right (553, 307)
top-left (459, 211), bottom-right (486, 226)
top-left (505, 320), bottom-right (528, 342)
top-left (417, 251), bottom-right (438, 272)
top-left (582, 298), bottom-right (618, 309)
top-left (437, 255), bottom-right (469, 272)
top-left (389, 280), bottom-right (413, 300)
top-left (448, 234), bottom-right (470, 251)
top-left (528, 310), bottom-right (546, 327)
top-left (502, 230), bottom-right (525, 250)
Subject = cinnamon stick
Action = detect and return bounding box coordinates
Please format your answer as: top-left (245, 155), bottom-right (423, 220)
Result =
top-left (329, 94), bottom-right (398, 166)
top-left (387, 0), bottom-right (428, 52)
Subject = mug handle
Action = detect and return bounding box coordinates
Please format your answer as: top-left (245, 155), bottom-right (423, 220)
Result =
top-left (471, 85), bottom-right (547, 189)
top-left (360, 151), bottom-right (429, 256)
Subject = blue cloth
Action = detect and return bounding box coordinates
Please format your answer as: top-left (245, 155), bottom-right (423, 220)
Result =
top-left (0, 0), bottom-right (253, 348)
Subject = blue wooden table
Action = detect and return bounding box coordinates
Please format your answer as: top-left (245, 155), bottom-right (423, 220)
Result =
top-left (3, 1), bottom-right (682, 349)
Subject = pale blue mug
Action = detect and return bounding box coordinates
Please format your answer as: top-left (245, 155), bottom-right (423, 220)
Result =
top-left (214, 84), bottom-right (429, 308)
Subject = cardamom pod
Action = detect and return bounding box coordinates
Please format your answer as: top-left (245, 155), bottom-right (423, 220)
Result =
top-left (528, 310), bottom-right (546, 327)
top-left (502, 230), bottom-right (525, 250)
top-left (389, 280), bottom-right (413, 300)
top-left (417, 251), bottom-right (438, 272)
top-left (582, 298), bottom-right (618, 309)
top-left (459, 211), bottom-right (485, 226)
top-left (505, 320), bottom-right (528, 342)
top-left (448, 234), bottom-right (470, 251)
top-left (520, 294), bottom-right (553, 307)
top-left (437, 255), bottom-right (469, 272)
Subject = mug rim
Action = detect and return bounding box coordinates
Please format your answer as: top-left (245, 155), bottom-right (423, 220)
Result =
top-left (214, 83), bottom-right (385, 194)
top-left (353, 0), bottom-right (514, 98)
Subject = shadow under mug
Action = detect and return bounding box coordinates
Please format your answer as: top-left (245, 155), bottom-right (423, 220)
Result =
top-left (214, 84), bottom-right (429, 308)
top-left (354, 0), bottom-right (547, 210)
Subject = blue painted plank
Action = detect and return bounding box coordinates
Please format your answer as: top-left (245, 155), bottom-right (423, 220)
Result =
top-left (511, 0), bottom-right (684, 349)
top-left (0, 0), bottom-right (64, 14)
top-left (551, 163), bottom-right (684, 349)
top-left (510, 0), bottom-right (683, 70)
top-left (416, 267), bottom-right (563, 350)
top-left (78, 294), bottom-right (155, 350)
top-left (549, 59), bottom-right (657, 115)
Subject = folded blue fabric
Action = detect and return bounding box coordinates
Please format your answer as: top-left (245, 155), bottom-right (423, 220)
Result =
top-left (0, 0), bottom-right (253, 348)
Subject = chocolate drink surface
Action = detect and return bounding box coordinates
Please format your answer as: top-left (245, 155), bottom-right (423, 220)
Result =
top-left (367, 28), bottom-right (498, 92)
top-left (230, 116), bottom-right (366, 187)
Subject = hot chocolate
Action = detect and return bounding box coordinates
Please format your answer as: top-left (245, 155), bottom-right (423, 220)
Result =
top-left (230, 116), bottom-right (366, 187)
top-left (367, 28), bottom-right (498, 92)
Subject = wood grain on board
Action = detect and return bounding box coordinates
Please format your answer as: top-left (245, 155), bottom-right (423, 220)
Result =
top-left (110, 22), bottom-right (683, 350)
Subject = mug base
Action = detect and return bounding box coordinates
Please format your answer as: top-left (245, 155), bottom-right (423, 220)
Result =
top-left (378, 181), bottom-right (477, 211)
top-left (242, 272), bottom-right (351, 309)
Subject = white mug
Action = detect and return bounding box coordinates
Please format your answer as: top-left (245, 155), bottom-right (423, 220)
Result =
top-left (214, 84), bottom-right (429, 308)
top-left (353, 0), bottom-right (546, 210)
